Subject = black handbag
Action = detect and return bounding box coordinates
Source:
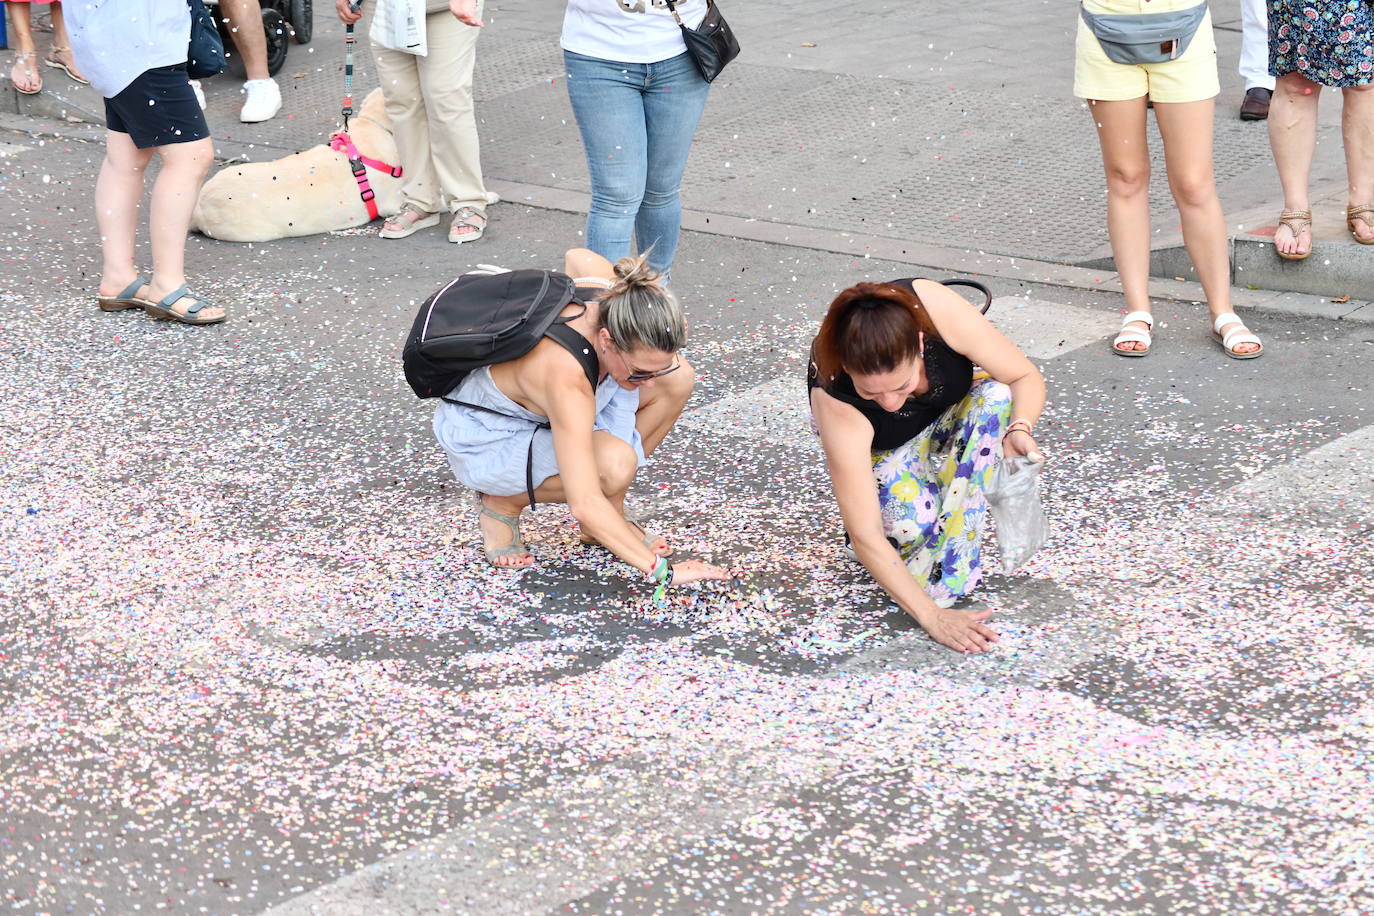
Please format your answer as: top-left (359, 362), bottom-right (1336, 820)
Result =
top-left (187, 0), bottom-right (227, 80)
top-left (663, 0), bottom-right (739, 83)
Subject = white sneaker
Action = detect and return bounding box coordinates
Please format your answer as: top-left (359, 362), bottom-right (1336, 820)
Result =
top-left (190, 79), bottom-right (207, 110)
top-left (239, 78), bottom-right (281, 123)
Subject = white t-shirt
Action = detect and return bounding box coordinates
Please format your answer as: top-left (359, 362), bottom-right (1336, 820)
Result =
top-left (561, 0), bottom-right (708, 64)
top-left (62, 0), bottom-right (190, 99)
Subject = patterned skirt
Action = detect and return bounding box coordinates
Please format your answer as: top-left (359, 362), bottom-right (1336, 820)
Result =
top-left (1269, 0), bottom-right (1374, 87)
top-left (870, 377), bottom-right (1013, 606)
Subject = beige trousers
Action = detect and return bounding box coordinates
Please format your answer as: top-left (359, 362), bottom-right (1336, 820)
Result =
top-left (372, 6), bottom-right (487, 214)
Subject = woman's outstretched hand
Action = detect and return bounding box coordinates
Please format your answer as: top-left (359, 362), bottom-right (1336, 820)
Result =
top-left (916, 605), bottom-right (999, 654)
top-left (670, 560), bottom-right (730, 585)
top-left (1003, 428), bottom-right (1046, 463)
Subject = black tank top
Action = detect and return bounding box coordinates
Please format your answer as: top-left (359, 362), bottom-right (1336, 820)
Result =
top-left (806, 278), bottom-right (974, 451)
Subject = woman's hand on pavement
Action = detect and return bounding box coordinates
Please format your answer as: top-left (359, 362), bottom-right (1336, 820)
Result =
top-left (450, 0), bottom-right (484, 26)
top-left (1003, 428), bottom-right (1045, 463)
top-left (335, 0), bottom-right (362, 24)
top-left (670, 560), bottom-right (730, 585)
top-left (917, 605), bottom-right (999, 654)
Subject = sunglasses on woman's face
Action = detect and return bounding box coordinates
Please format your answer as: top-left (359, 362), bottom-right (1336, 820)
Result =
top-left (625, 358), bottom-right (680, 383)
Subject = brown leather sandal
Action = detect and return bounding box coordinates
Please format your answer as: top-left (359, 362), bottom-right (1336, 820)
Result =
top-left (1347, 204), bottom-right (1374, 245)
top-left (1274, 209), bottom-right (1313, 261)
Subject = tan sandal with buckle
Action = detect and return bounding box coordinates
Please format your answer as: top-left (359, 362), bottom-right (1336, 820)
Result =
top-left (379, 203), bottom-right (440, 240)
top-left (10, 52), bottom-right (42, 95)
top-left (1274, 209), bottom-right (1312, 261)
top-left (449, 206), bottom-right (487, 244)
top-left (1347, 204), bottom-right (1374, 245)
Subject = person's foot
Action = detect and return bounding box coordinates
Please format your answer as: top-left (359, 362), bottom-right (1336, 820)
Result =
top-left (99, 279), bottom-right (227, 324)
top-left (10, 52), bottom-right (42, 95)
top-left (449, 206), bottom-right (487, 244)
top-left (239, 78), bottom-right (282, 123)
top-left (380, 204), bottom-right (441, 239)
top-left (478, 498), bottom-right (535, 569)
top-left (1239, 87), bottom-right (1272, 121)
top-left (43, 46), bottom-right (89, 84)
top-left (1347, 204), bottom-right (1374, 244)
top-left (1274, 210), bottom-right (1312, 259)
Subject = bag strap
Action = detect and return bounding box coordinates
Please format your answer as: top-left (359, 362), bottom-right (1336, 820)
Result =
top-left (438, 312), bottom-right (600, 509)
top-left (662, 0), bottom-right (712, 26)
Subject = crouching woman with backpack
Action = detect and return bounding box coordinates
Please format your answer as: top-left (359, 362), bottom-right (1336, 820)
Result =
top-left (429, 248), bottom-right (728, 589)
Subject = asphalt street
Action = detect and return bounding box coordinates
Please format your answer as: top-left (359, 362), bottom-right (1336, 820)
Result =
top-left (2, 1), bottom-right (1373, 915)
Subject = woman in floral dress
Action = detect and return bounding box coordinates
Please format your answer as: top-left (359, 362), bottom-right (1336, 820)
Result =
top-left (1267, 0), bottom-right (1374, 258)
top-left (808, 279), bottom-right (1046, 654)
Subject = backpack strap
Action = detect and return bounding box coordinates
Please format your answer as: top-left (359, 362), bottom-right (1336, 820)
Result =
top-left (543, 317), bottom-right (600, 390)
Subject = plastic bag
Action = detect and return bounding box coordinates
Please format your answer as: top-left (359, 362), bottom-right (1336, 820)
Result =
top-left (985, 456), bottom-right (1049, 573)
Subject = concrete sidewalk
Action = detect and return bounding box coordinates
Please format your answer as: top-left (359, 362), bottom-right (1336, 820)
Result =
top-left (4, 0), bottom-right (1368, 305)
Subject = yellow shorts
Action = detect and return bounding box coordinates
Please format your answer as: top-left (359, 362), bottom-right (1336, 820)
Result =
top-left (1073, 0), bottom-right (1219, 104)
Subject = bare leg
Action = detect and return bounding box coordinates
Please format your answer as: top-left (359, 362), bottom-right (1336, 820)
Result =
top-left (1089, 97), bottom-right (1152, 349)
top-left (7, 3), bottom-right (41, 93)
top-left (219, 0), bottom-right (270, 81)
top-left (1152, 97), bottom-right (1254, 347)
top-left (95, 132), bottom-right (155, 299)
top-left (1343, 85), bottom-right (1374, 242)
top-left (1268, 72), bottom-right (1321, 256)
top-left (45, 3), bottom-right (88, 82)
top-left (479, 430), bottom-right (645, 567)
top-left (145, 138), bottom-right (222, 319)
top-left (633, 354), bottom-right (694, 457)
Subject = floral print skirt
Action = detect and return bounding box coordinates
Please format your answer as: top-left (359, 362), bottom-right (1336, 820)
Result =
top-left (871, 377), bottom-right (1012, 606)
top-left (1269, 0), bottom-right (1374, 87)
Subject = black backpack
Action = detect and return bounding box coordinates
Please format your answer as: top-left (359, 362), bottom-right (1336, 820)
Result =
top-left (403, 268), bottom-right (600, 506)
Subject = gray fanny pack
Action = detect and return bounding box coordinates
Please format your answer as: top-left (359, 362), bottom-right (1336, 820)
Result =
top-left (1080, 2), bottom-right (1208, 64)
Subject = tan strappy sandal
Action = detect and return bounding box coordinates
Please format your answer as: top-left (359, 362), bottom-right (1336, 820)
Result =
top-left (10, 52), bottom-right (42, 95)
top-left (43, 46), bottom-right (89, 85)
top-left (1274, 209), bottom-right (1312, 261)
top-left (1347, 204), bottom-right (1374, 245)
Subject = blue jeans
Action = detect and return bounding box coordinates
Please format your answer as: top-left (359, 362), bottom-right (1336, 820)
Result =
top-left (563, 50), bottom-right (710, 275)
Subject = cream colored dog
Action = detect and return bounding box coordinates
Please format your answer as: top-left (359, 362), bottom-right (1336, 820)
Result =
top-left (192, 89), bottom-right (406, 242)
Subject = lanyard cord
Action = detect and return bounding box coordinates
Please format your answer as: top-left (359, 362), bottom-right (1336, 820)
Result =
top-left (342, 22), bottom-right (356, 132)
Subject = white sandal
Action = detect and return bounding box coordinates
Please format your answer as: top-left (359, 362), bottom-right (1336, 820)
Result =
top-left (1111, 310), bottom-right (1153, 357)
top-left (1211, 312), bottom-right (1263, 360)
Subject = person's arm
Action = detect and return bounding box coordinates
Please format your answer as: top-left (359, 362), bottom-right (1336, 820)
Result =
top-left (812, 387), bottom-right (999, 653)
top-left (540, 359), bottom-right (726, 586)
top-left (914, 280), bottom-right (1047, 461)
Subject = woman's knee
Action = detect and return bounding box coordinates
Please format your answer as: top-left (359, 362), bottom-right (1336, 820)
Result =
top-left (1168, 171), bottom-right (1218, 209)
top-left (973, 379), bottom-right (1013, 416)
top-left (1104, 163), bottom-right (1150, 198)
top-left (159, 138), bottom-right (214, 177)
top-left (595, 436), bottom-right (639, 493)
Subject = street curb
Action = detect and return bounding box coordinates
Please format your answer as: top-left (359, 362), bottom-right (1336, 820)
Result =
top-left (2, 105), bottom-right (1368, 326)
top-left (487, 178), bottom-right (1374, 325)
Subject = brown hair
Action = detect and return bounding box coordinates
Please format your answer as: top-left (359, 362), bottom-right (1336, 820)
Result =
top-left (812, 282), bottom-right (939, 383)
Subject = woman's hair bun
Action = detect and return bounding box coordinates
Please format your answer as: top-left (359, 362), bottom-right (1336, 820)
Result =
top-left (609, 253), bottom-right (665, 298)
